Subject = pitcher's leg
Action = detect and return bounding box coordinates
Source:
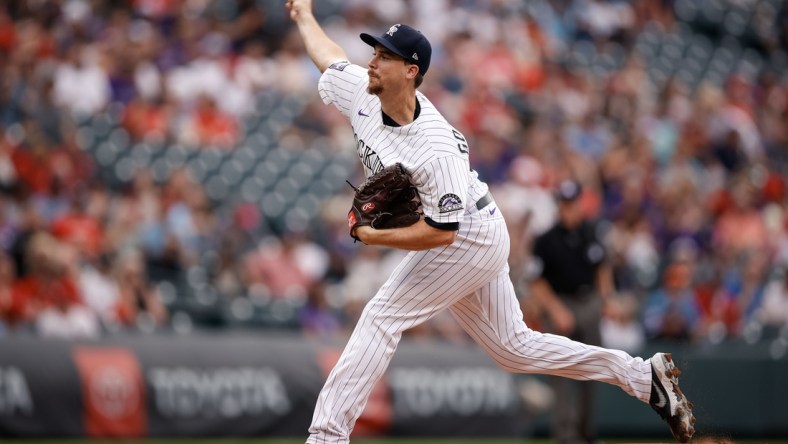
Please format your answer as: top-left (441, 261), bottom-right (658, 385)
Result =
top-left (448, 272), bottom-right (652, 402)
top-left (307, 297), bottom-right (405, 444)
top-left (307, 246), bottom-right (505, 444)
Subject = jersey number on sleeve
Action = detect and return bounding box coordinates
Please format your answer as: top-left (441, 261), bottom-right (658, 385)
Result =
top-left (452, 129), bottom-right (469, 154)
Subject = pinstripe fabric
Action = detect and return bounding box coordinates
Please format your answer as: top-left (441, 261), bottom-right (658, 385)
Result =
top-left (306, 63), bottom-right (653, 444)
top-left (318, 62), bottom-right (488, 220)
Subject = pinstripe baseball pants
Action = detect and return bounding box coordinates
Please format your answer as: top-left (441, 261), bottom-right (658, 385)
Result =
top-left (307, 206), bottom-right (652, 444)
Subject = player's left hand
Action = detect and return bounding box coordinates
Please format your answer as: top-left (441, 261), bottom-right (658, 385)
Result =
top-left (346, 163), bottom-right (422, 243)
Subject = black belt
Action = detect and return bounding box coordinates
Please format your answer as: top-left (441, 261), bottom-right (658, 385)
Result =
top-left (475, 191), bottom-right (494, 211)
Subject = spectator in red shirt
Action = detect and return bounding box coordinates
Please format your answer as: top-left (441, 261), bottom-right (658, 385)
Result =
top-left (713, 178), bottom-right (770, 261)
top-left (179, 95), bottom-right (239, 148)
top-left (11, 231), bottom-right (99, 337)
top-left (10, 127), bottom-right (55, 196)
top-left (243, 232), bottom-right (328, 301)
top-left (0, 8), bottom-right (14, 54)
top-left (123, 95), bottom-right (173, 142)
top-left (47, 128), bottom-right (96, 194)
top-left (0, 252), bottom-right (15, 335)
top-left (51, 194), bottom-right (103, 259)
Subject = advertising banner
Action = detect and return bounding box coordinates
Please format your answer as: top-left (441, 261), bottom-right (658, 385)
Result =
top-left (73, 346), bottom-right (147, 437)
top-left (388, 342), bottom-right (524, 437)
top-left (0, 333), bottom-right (523, 438)
top-left (0, 338), bottom-right (83, 437)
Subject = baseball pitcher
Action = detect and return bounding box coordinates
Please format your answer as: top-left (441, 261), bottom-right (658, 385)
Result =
top-left (285, 1), bottom-right (696, 443)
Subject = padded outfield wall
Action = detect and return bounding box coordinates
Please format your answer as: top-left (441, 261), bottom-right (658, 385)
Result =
top-left (0, 333), bottom-right (786, 439)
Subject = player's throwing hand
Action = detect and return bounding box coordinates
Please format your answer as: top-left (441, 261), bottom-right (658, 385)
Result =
top-left (285, 0), bottom-right (311, 21)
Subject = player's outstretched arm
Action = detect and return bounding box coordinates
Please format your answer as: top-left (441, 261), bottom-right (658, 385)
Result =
top-left (355, 220), bottom-right (457, 251)
top-left (286, 0), bottom-right (348, 72)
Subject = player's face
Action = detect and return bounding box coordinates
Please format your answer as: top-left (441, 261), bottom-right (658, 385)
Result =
top-left (367, 46), bottom-right (409, 95)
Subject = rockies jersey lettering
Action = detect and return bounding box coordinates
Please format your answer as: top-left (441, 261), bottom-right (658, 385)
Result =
top-left (354, 134), bottom-right (384, 174)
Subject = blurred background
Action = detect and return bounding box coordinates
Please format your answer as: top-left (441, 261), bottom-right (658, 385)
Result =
top-left (0, 0), bottom-right (787, 441)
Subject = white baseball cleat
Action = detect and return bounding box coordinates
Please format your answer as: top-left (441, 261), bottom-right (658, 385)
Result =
top-left (649, 352), bottom-right (696, 443)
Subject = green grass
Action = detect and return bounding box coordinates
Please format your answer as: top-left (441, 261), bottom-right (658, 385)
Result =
top-left (3, 440), bottom-right (788, 444)
top-left (0, 440), bottom-right (536, 444)
top-left (0, 440), bottom-right (540, 444)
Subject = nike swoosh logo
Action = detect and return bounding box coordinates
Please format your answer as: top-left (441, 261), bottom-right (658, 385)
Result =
top-left (357, 110), bottom-right (370, 117)
top-left (653, 382), bottom-right (667, 409)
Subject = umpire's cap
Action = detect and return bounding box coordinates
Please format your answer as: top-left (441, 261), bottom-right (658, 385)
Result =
top-left (360, 24), bottom-right (432, 75)
top-left (556, 179), bottom-right (582, 202)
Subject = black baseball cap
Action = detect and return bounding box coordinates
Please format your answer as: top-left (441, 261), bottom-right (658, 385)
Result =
top-left (360, 24), bottom-right (432, 75)
top-left (556, 179), bottom-right (582, 202)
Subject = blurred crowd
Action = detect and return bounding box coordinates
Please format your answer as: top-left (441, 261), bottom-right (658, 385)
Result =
top-left (0, 0), bottom-right (787, 350)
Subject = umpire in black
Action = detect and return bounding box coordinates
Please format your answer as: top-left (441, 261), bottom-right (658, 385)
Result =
top-left (530, 179), bottom-right (614, 444)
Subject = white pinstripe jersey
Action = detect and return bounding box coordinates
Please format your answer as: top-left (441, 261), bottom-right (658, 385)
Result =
top-left (318, 61), bottom-right (490, 226)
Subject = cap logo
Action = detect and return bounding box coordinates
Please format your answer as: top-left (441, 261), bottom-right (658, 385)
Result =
top-left (412, 53), bottom-right (418, 60)
top-left (386, 24), bottom-right (401, 36)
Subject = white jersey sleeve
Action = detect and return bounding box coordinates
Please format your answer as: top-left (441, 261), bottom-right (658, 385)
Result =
top-left (317, 61), bottom-right (368, 120)
top-left (417, 156), bottom-right (470, 225)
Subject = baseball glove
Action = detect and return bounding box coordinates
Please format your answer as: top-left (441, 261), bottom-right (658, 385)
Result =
top-left (347, 163), bottom-right (422, 242)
